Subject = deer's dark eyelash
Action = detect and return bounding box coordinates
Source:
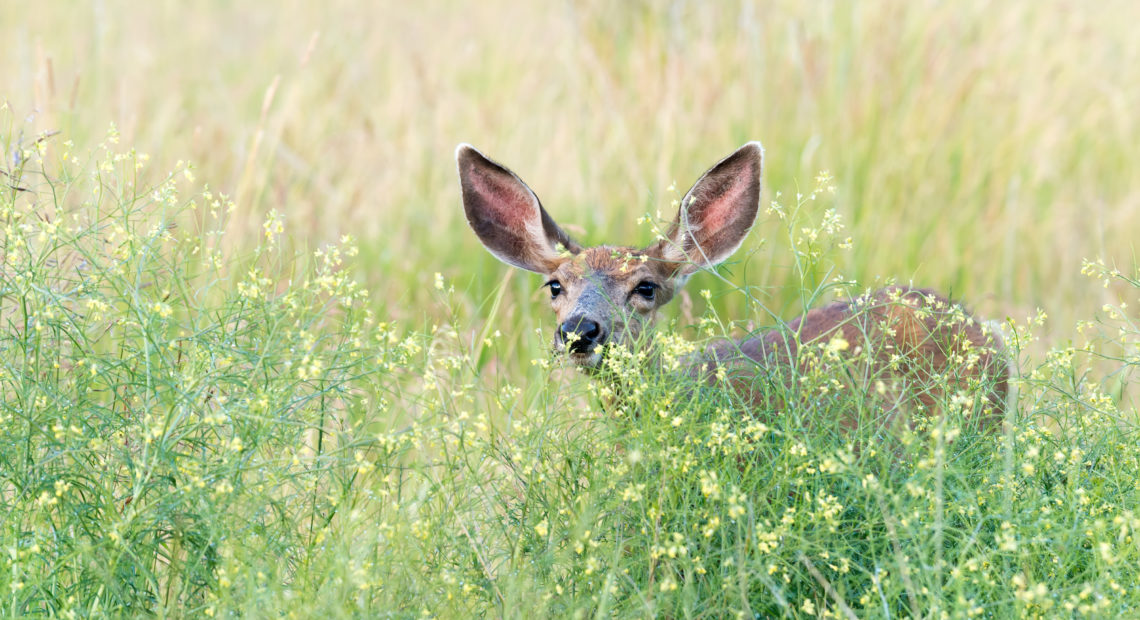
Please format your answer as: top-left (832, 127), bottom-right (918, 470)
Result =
top-left (633, 281), bottom-right (658, 300)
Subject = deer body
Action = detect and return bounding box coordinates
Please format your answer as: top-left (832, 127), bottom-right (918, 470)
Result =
top-left (701, 286), bottom-right (1007, 429)
top-left (457, 142), bottom-right (1007, 427)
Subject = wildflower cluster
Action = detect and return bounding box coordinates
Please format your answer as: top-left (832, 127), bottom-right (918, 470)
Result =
top-left (0, 124), bottom-right (427, 616)
top-left (1, 121), bottom-right (1137, 617)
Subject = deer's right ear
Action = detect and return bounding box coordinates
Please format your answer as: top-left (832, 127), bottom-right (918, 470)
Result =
top-left (456, 144), bottom-right (580, 274)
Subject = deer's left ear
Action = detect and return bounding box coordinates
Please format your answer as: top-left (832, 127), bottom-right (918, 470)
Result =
top-left (648, 142), bottom-right (763, 277)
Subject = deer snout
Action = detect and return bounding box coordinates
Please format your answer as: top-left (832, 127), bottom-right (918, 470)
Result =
top-left (558, 317), bottom-right (606, 354)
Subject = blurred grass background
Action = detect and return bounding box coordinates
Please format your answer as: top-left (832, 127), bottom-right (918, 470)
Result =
top-left (4, 3), bottom-right (1140, 614)
top-left (4, 0), bottom-right (1139, 361)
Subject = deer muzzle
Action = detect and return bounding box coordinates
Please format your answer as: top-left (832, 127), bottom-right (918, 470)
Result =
top-left (558, 316), bottom-right (607, 355)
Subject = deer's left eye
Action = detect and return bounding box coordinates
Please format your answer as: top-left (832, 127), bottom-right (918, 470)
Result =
top-left (633, 281), bottom-right (658, 301)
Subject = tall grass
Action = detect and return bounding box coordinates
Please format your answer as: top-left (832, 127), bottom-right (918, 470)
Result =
top-left (2, 124), bottom-right (1138, 617)
top-left (4, 1), bottom-right (1140, 359)
top-left (3, 1), bottom-right (1140, 616)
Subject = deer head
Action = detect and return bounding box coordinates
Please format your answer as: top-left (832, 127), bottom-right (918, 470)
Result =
top-left (457, 142), bottom-right (763, 369)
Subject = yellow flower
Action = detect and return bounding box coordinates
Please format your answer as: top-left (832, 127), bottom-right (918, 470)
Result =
top-left (826, 334), bottom-right (849, 354)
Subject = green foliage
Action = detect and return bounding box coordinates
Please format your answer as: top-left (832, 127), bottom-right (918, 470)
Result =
top-left (2, 126), bottom-right (1137, 618)
top-left (0, 124), bottom-right (406, 616)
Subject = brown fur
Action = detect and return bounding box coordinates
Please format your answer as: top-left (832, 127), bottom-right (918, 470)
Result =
top-left (456, 142), bottom-right (1009, 431)
top-left (702, 287), bottom-right (1007, 431)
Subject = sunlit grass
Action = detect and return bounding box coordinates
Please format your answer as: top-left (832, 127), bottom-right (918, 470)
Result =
top-left (1, 122), bottom-right (1137, 617)
top-left (3, 1), bottom-right (1140, 359)
top-left (3, 1), bottom-right (1140, 616)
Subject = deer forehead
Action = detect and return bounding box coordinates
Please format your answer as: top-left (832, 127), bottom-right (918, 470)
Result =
top-left (552, 247), bottom-right (660, 287)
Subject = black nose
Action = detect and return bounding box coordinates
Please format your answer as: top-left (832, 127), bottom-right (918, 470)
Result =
top-left (559, 318), bottom-right (604, 353)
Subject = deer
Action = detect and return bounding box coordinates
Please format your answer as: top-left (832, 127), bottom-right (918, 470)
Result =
top-left (456, 141), bottom-right (1008, 431)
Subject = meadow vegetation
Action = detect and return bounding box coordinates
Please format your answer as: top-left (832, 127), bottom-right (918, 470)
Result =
top-left (2, 1), bottom-right (1139, 617)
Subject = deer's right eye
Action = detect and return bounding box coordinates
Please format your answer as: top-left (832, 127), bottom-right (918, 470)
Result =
top-left (547, 280), bottom-right (563, 299)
